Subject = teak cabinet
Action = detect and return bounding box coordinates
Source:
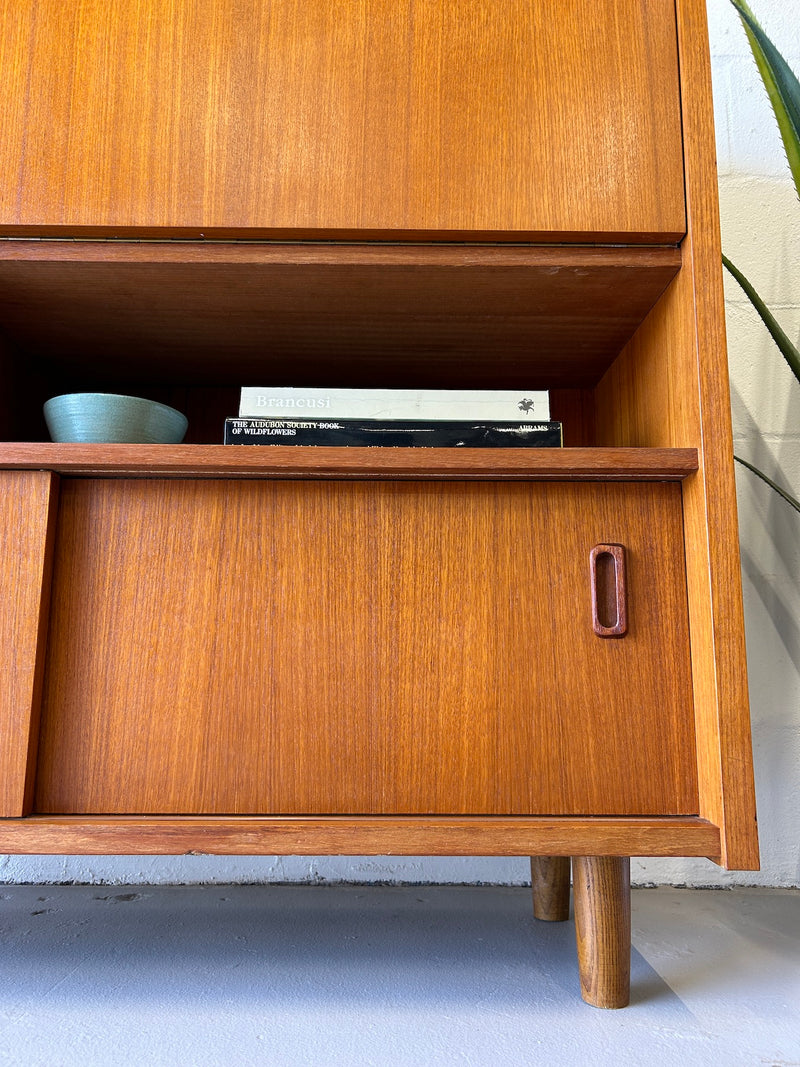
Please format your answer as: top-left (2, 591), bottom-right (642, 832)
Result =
top-left (0, 0), bottom-right (758, 1008)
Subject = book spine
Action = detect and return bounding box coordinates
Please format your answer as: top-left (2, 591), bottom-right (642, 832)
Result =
top-left (238, 388), bottom-right (550, 421)
top-left (224, 419), bottom-right (563, 447)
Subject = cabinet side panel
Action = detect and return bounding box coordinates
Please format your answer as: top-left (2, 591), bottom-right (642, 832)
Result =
top-left (596, 0), bottom-right (758, 869)
top-left (0, 0), bottom-right (684, 239)
top-left (0, 471), bottom-right (59, 815)
top-left (675, 0), bottom-right (758, 870)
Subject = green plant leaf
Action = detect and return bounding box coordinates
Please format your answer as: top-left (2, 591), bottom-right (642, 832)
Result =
top-left (729, 0), bottom-right (800, 198)
top-left (722, 254), bottom-right (800, 384)
top-left (735, 455), bottom-right (800, 513)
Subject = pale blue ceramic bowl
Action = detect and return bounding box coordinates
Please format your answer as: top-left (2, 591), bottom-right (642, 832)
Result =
top-left (43, 393), bottom-right (188, 444)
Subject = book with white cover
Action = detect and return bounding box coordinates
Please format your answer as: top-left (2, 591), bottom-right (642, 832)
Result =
top-left (239, 387), bottom-right (549, 421)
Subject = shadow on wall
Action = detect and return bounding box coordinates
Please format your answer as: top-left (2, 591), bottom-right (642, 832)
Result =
top-left (731, 382), bottom-right (800, 671)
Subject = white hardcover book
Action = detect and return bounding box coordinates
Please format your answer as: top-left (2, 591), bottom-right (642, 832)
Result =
top-left (239, 387), bottom-right (550, 421)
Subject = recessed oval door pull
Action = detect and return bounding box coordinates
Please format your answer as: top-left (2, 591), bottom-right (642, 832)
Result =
top-left (590, 544), bottom-right (628, 637)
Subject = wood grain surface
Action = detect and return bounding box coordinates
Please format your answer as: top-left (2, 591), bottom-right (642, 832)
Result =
top-left (0, 444), bottom-right (699, 480)
top-left (0, 243), bottom-right (680, 393)
top-left (0, 0), bottom-right (684, 239)
top-left (35, 478), bottom-right (697, 816)
top-left (0, 815), bottom-right (721, 857)
top-left (0, 471), bottom-right (59, 815)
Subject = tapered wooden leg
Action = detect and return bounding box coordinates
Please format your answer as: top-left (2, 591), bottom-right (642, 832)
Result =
top-left (530, 856), bottom-right (571, 921)
top-left (572, 856), bottom-right (631, 1008)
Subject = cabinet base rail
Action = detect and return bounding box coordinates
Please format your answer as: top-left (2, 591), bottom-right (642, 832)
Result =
top-left (0, 815), bottom-right (719, 860)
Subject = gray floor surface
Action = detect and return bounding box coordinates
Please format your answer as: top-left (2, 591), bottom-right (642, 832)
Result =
top-left (0, 883), bottom-right (797, 1066)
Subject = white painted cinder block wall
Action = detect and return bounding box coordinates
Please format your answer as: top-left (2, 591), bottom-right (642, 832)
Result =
top-left (2, 0), bottom-right (798, 889)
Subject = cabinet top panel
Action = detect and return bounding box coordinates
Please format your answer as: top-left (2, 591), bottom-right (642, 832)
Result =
top-left (1, 0), bottom-right (685, 240)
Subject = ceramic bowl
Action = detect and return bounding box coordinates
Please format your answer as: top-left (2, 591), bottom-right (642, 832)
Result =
top-left (43, 393), bottom-right (188, 444)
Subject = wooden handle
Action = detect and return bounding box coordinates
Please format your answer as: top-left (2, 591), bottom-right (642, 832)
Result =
top-left (590, 544), bottom-right (627, 637)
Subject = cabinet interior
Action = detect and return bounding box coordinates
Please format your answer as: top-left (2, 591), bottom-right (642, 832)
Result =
top-left (0, 241), bottom-right (683, 448)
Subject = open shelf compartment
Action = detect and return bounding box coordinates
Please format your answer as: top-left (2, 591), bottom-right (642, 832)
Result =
top-left (0, 240), bottom-right (681, 446)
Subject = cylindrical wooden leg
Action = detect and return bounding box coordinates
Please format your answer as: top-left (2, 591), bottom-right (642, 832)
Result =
top-left (530, 856), bottom-right (571, 921)
top-left (572, 856), bottom-right (631, 1009)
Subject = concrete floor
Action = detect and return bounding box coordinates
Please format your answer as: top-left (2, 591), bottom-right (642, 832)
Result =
top-left (0, 884), bottom-right (797, 1066)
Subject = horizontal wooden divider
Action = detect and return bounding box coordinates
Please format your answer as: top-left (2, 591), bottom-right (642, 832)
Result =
top-left (0, 816), bottom-right (721, 857)
top-left (0, 445), bottom-right (699, 480)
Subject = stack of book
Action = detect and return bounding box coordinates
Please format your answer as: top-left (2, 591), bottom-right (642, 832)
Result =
top-left (224, 388), bottom-right (562, 447)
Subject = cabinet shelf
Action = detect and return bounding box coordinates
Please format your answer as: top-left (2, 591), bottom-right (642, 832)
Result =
top-left (0, 241), bottom-right (680, 391)
top-left (0, 443), bottom-right (698, 480)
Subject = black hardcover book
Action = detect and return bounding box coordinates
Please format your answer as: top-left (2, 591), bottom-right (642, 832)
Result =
top-left (223, 418), bottom-right (563, 447)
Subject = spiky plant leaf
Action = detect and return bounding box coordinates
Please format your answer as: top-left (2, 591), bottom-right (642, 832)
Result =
top-left (722, 254), bottom-right (800, 384)
top-left (729, 0), bottom-right (800, 198)
top-left (735, 455), bottom-right (800, 513)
